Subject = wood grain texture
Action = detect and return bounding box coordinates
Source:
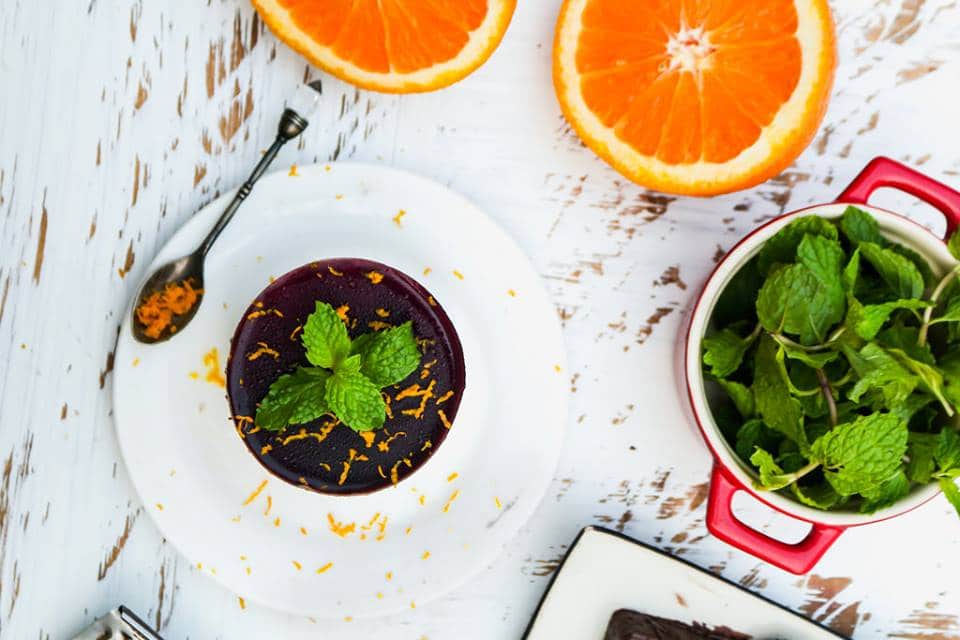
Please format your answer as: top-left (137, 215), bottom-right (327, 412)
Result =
top-left (1, 0), bottom-right (959, 638)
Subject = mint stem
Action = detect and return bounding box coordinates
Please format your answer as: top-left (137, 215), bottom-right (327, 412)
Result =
top-left (816, 368), bottom-right (838, 427)
top-left (919, 265), bottom-right (960, 347)
top-left (770, 332), bottom-right (839, 353)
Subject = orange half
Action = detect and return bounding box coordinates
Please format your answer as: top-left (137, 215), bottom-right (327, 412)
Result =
top-left (554, 0), bottom-right (836, 196)
top-left (253, 0), bottom-right (517, 93)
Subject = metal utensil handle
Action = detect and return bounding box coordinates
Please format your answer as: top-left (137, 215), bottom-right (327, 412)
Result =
top-left (199, 108), bottom-right (308, 257)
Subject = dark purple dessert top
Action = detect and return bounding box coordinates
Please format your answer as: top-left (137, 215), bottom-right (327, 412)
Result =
top-left (227, 258), bottom-right (466, 495)
top-left (605, 609), bottom-right (751, 640)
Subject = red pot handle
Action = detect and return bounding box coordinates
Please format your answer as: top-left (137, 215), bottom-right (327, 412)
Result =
top-left (837, 156), bottom-right (960, 239)
top-left (705, 465), bottom-right (843, 574)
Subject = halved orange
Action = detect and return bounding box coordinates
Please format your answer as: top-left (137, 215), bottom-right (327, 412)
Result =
top-left (253, 0), bottom-right (517, 93)
top-left (554, 0), bottom-right (836, 196)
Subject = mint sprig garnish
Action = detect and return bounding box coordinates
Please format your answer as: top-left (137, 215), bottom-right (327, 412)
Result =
top-left (704, 206), bottom-right (960, 516)
top-left (255, 301), bottom-right (421, 433)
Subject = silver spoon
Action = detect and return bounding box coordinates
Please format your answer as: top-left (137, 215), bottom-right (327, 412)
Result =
top-left (131, 80), bottom-right (323, 344)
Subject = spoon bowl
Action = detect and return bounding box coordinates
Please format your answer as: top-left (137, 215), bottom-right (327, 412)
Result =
top-left (131, 252), bottom-right (205, 344)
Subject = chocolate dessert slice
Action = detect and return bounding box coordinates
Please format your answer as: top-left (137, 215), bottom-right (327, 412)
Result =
top-left (227, 258), bottom-right (465, 495)
top-left (605, 609), bottom-right (751, 640)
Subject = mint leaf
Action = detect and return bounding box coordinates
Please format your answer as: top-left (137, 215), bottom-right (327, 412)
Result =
top-left (811, 413), bottom-right (908, 496)
top-left (859, 242), bottom-right (924, 300)
top-left (758, 216), bottom-right (838, 275)
top-left (939, 478), bottom-right (960, 517)
top-left (713, 257), bottom-right (764, 327)
top-left (756, 235), bottom-right (844, 344)
top-left (703, 328), bottom-right (754, 378)
top-left (753, 335), bottom-right (806, 446)
top-left (717, 380), bottom-right (754, 418)
top-left (845, 343), bottom-right (918, 408)
top-left (839, 206), bottom-right (885, 246)
top-left (860, 469), bottom-right (910, 513)
top-left (887, 348), bottom-right (953, 415)
top-left (792, 482), bottom-right (841, 510)
top-left (776, 340), bottom-right (838, 369)
top-left (907, 432), bottom-right (938, 483)
top-left (302, 301), bottom-right (351, 368)
top-left (324, 370), bottom-right (386, 432)
top-left (877, 324), bottom-right (934, 364)
top-left (891, 244), bottom-right (936, 288)
top-left (338, 353), bottom-right (362, 373)
top-left (735, 419), bottom-right (777, 461)
top-left (750, 448), bottom-right (796, 490)
top-left (935, 428), bottom-right (960, 472)
top-left (842, 248), bottom-right (860, 293)
top-left (854, 299), bottom-right (930, 340)
top-left (255, 367), bottom-right (331, 432)
top-left (949, 230), bottom-right (960, 261)
top-left (930, 296), bottom-right (960, 325)
top-left (352, 321), bottom-right (421, 387)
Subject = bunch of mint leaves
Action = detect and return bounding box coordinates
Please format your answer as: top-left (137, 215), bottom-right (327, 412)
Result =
top-left (703, 206), bottom-right (960, 516)
top-left (256, 301), bottom-right (421, 433)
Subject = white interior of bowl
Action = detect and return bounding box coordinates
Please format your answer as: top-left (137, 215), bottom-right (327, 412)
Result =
top-left (687, 203), bottom-right (955, 527)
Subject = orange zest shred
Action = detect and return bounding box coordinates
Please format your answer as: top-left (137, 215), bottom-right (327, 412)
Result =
top-left (273, 517), bottom-right (281, 527)
top-left (135, 279), bottom-right (202, 339)
top-left (389, 460), bottom-right (403, 485)
top-left (392, 209), bottom-right (406, 226)
top-left (264, 495), bottom-right (273, 516)
top-left (247, 341), bottom-right (280, 362)
top-left (436, 390), bottom-right (454, 405)
top-left (292, 560), bottom-right (302, 570)
top-left (246, 308), bottom-right (284, 320)
top-left (376, 431), bottom-right (406, 453)
top-left (438, 409), bottom-right (453, 429)
top-left (289, 324), bottom-right (303, 341)
top-left (383, 393), bottom-right (394, 419)
top-left (368, 320), bottom-right (392, 331)
top-left (495, 496), bottom-right (502, 509)
top-left (288, 163), bottom-right (298, 177)
top-left (507, 289), bottom-right (517, 297)
top-left (365, 271), bottom-right (384, 284)
top-left (358, 430), bottom-right (377, 448)
top-left (396, 380), bottom-right (436, 419)
top-left (421, 551), bottom-right (430, 560)
top-left (328, 266), bottom-right (344, 276)
top-left (338, 449), bottom-right (359, 486)
top-left (377, 464), bottom-right (387, 479)
top-left (300, 526), bottom-right (308, 535)
top-left (420, 439), bottom-right (432, 451)
top-left (336, 304), bottom-right (350, 321)
top-left (238, 597), bottom-right (246, 610)
top-left (442, 489), bottom-right (461, 513)
top-left (328, 513), bottom-right (356, 538)
top-left (452, 270), bottom-right (464, 280)
top-left (375, 308), bottom-right (390, 318)
top-left (316, 562), bottom-right (334, 574)
top-left (260, 444), bottom-right (273, 456)
top-left (427, 296), bottom-right (437, 307)
top-left (281, 422), bottom-right (337, 446)
top-left (242, 480), bottom-right (268, 506)
top-left (447, 472), bottom-right (459, 482)
top-left (423, 267), bottom-right (432, 276)
top-left (203, 348), bottom-right (226, 388)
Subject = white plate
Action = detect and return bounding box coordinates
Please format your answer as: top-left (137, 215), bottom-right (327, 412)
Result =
top-left (113, 162), bottom-right (567, 618)
top-left (524, 527), bottom-right (844, 639)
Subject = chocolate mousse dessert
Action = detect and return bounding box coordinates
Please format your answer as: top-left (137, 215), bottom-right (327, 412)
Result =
top-left (227, 258), bottom-right (466, 495)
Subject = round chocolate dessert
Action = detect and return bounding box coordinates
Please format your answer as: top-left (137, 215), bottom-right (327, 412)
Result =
top-left (227, 258), bottom-right (466, 495)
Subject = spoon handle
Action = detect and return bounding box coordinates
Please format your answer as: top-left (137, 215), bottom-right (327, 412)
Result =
top-left (199, 108), bottom-right (309, 257)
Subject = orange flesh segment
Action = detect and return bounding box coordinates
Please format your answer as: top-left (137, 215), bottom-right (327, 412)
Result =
top-left (576, 0), bottom-right (802, 164)
top-left (277, 0), bottom-right (488, 74)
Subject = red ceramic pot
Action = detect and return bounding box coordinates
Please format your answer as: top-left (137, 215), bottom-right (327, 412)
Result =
top-left (685, 157), bottom-right (960, 574)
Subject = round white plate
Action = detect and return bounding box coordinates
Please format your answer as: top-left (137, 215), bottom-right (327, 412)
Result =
top-left (113, 162), bottom-right (567, 618)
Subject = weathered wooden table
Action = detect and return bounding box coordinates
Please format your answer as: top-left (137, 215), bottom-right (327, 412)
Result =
top-left (2, 1), bottom-right (959, 638)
